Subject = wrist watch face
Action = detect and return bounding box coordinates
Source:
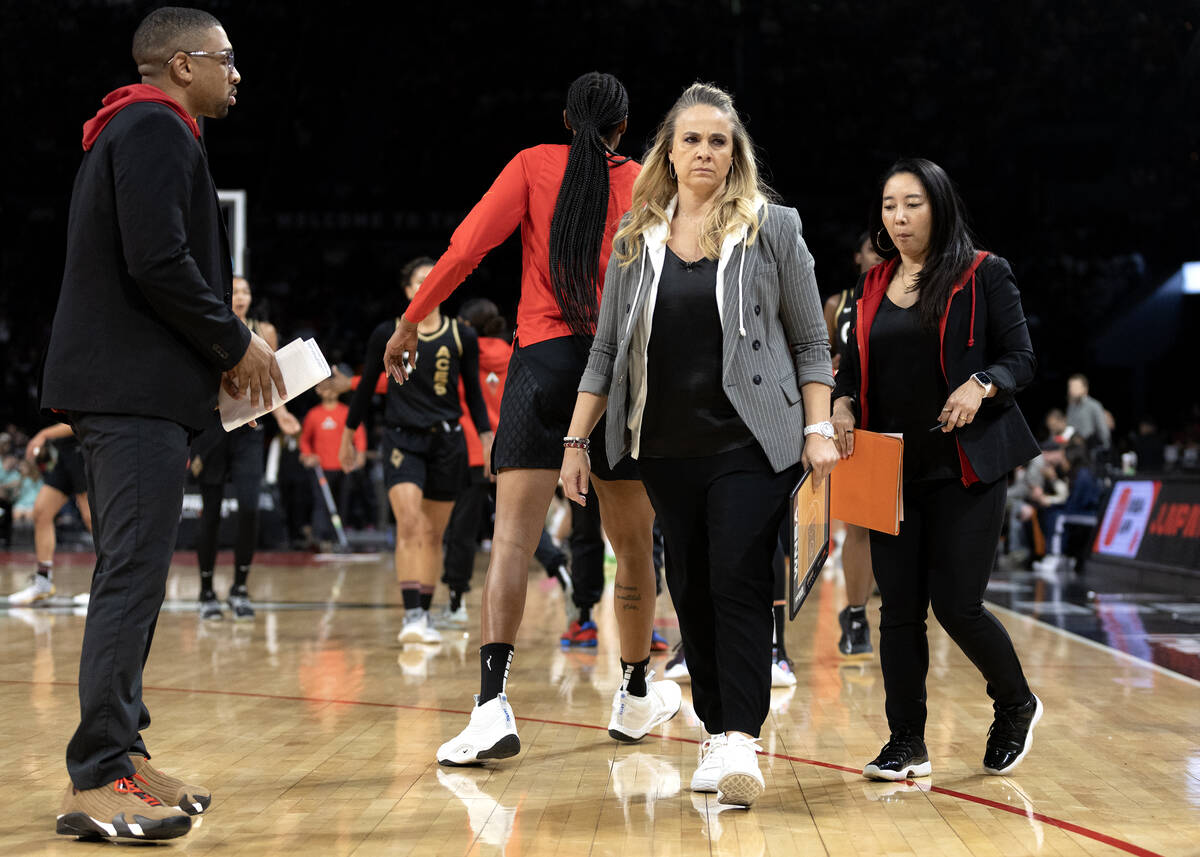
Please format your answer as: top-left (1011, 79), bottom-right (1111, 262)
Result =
top-left (807, 420), bottom-right (835, 439)
top-left (973, 372), bottom-right (993, 388)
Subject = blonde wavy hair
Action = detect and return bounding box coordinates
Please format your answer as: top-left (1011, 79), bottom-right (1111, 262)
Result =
top-left (614, 82), bottom-right (772, 265)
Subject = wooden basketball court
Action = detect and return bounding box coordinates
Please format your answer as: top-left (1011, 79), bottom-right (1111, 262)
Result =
top-left (1, 548), bottom-right (1197, 856)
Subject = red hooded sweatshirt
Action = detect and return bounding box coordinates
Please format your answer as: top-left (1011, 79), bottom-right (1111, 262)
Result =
top-left (82, 84), bottom-right (199, 151)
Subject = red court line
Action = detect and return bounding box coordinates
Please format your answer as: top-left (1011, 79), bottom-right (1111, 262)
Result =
top-left (0, 678), bottom-right (1164, 857)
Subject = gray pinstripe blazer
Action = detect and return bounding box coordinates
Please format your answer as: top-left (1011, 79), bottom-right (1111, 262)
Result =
top-left (579, 200), bottom-right (834, 473)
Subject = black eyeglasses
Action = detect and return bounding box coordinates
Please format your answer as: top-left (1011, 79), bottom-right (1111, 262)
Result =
top-left (165, 49), bottom-right (236, 71)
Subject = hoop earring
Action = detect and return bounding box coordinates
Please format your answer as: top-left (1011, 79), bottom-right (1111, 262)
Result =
top-left (668, 160), bottom-right (677, 180)
top-left (876, 227), bottom-right (895, 252)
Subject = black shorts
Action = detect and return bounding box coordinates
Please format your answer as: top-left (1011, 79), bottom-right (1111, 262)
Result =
top-left (493, 335), bottom-right (639, 480)
top-left (43, 438), bottom-right (87, 496)
top-left (383, 425), bottom-right (468, 502)
top-left (194, 423), bottom-right (265, 487)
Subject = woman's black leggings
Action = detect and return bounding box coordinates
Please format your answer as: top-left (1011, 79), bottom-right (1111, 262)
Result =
top-left (196, 428), bottom-right (263, 573)
top-left (869, 476), bottom-right (1031, 737)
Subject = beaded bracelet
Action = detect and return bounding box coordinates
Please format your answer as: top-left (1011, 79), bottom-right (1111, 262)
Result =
top-left (562, 436), bottom-right (591, 451)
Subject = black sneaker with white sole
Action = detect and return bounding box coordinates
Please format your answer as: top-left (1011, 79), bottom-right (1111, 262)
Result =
top-left (983, 693), bottom-right (1042, 775)
top-left (198, 592), bottom-right (223, 621)
top-left (863, 732), bottom-right (931, 781)
top-left (838, 606), bottom-right (873, 656)
top-left (227, 586), bottom-right (255, 620)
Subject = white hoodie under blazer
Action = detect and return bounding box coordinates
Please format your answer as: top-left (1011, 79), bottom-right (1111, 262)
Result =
top-left (578, 197), bottom-right (834, 472)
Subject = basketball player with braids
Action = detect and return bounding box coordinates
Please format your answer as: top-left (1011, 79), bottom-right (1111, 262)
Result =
top-left (385, 73), bottom-right (680, 766)
top-left (341, 257), bottom-right (492, 645)
top-left (823, 232), bottom-right (882, 656)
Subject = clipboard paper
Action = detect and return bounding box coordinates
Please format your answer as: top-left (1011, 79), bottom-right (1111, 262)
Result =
top-left (829, 429), bottom-right (904, 535)
top-left (218, 337), bottom-right (331, 432)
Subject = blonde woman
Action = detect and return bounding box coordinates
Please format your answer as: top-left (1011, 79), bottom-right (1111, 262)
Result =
top-left (561, 83), bottom-right (838, 807)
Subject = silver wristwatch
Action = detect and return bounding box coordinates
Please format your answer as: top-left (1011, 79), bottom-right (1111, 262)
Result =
top-left (803, 421), bottom-right (836, 439)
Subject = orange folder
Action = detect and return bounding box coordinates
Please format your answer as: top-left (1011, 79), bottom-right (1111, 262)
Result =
top-left (829, 429), bottom-right (904, 535)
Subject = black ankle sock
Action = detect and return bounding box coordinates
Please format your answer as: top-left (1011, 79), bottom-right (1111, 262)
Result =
top-left (233, 564), bottom-right (250, 590)
top-left (479, 643), bottom-right (514, 704)
top-left (200, 569), bottom-right (214, 596)
top-left (578, 604), bottom-right (592, 624)
top-left (400, 585), bottom-right (421, 611)
top-left (848, 604), bottom-right (867, 616)
top-left (36, 562), bottom-right (52, 580)
top-left (772, 603), bottom-right (788, 660)
top-left (419, 586), bottom-right (434, 612)
top-left (620, 657), bottom-right (650, 697)
top-left (449, 590), bottom-right (463, 612)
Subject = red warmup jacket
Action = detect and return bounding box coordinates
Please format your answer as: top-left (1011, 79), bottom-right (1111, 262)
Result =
top-left (404, 144), bottom-right (641, 345)
top-left (458, 337), bottom-right (512, 467)
top-left (300, 402), bottom-right (366, 471)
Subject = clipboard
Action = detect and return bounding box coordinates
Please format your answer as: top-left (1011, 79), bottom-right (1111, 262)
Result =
top-left (218, 337), bottom-right (331, 431)
top-left (788, 467), bottom-right (830, 620)
top-left (829, 429), bottom-right (904, 535)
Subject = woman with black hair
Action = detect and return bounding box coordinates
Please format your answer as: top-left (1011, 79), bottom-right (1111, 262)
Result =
top-left (341, 257), bottom-right (491, 646)
top-left (831, 158), bottom-right (1043, 781)
top-left (385, 73), bottom-right (679, 766)
top-left (192, 276), bottom-right (301, 620)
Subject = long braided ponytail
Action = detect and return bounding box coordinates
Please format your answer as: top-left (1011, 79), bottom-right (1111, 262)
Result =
top-left (548, 72), bottom-right (630, 337)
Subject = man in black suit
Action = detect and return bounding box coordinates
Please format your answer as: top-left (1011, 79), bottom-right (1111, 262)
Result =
top-left (42, 7), bottom-right (283, 842)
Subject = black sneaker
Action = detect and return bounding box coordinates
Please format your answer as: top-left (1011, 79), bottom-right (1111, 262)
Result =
top-left (227, 586), bottom-right (255, 620)
top-left (838, 606), bottom-right (873, 657)
top-left (198, 592), bottom-right (223, 621)
top-left (863, 732), bottom-right (932, 781)
top-left (983, 694), bottom-right (1043, 775)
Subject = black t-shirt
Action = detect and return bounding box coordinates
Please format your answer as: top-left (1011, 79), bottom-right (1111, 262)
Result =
top-left (866, 295), bottom-right (960, 483)
top-left (639, 247), bottom-right (754, 458)
top-left (346, 317), bottom-right (489, 433)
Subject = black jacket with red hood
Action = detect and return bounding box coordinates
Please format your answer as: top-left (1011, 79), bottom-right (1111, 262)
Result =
top-left (41, 85), bottom-right (250, 430)
top-left (832, 252), bottom-right (1040, 486)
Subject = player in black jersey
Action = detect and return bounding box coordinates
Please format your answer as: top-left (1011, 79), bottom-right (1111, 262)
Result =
top-left (823, 232), bottom-right (882, 656)
top-left (192, 276), bottom-right (301, 620)
top-left (341, 257), bottom-right (492, 644)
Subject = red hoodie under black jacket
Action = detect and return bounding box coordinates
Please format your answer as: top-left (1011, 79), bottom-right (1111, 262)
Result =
top-left (41, 86), bottom-right (249, 430)
top-left (832, 252), bottom-right (1040, 486)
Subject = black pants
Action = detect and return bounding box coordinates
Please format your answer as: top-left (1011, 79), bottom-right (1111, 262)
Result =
top-left (310, 467), bottom-right (351, 541)
top-left (67, 413), bottom-right (189, 790)
top-left (641, 443), bottom-right (798, 737)
top-left (195, 425), bottom-right (263, 572)
top-left (568, 487), bottom-right (605, 609)
top-left (443, 466), bottom-right (489, 593)
top-left (870, 477), bottom-right (1031, 736)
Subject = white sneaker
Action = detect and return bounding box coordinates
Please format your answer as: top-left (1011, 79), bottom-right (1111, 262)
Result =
top-left (690, 733), bottom-right (727, 792)
top-left (8, 574), bottom-right (55, 605)
top-left (608, 673), bottom-right (682, 742)
top-left (717, 734), bottom-right (765, 807)
top-left (437, 694), bottom-right (521, 766)
top-left (770, 659), bottom-right (797, 688)
top-left (398, 610), bottom-right (442, 644)
top-left (437, 603), bottom-right (469, 629)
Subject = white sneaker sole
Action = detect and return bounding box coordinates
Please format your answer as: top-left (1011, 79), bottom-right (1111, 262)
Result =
top-left (716, 771), bottom-right (764, 807)
top-left (983, 695), bottom-right (1043, 775)
top-left (862, 760), bottom-right (932, 781)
